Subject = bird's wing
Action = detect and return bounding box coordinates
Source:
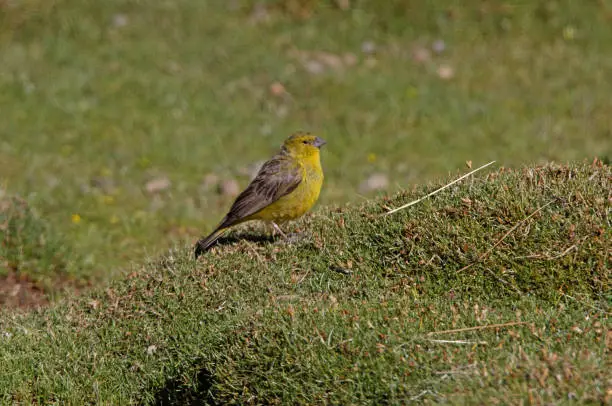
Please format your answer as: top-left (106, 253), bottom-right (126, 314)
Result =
top-left (220, 155), bottom-right (302, 227)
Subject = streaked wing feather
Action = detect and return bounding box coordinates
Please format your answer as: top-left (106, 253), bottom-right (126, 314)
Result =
top-left (220, 155), bottom-right (301, 227)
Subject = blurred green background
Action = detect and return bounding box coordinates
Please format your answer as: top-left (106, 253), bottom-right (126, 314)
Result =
top-left (1, 0), bottom-right (610, 286)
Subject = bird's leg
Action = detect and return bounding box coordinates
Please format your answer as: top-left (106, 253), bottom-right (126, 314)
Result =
top-left (272, 222), bottom-right (305, 244)
top-left (272, 222), bottom-right (288, 239)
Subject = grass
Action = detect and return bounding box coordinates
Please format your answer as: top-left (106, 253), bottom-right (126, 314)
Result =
top-left (0, 162), bottom-right (609, 404)
top-left (0, 0), bottom-right (611, 285)
top-left (0, 195), bottom-right (81, 305)
top-left (0, 196), bottom-right (70, 278)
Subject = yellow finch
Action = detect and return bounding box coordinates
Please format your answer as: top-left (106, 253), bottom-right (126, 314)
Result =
top-left (194, 132), bottom-right (325, 257)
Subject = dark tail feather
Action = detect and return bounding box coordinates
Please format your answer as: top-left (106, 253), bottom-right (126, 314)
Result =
top-left (194, 227), bottom-right (227, 258)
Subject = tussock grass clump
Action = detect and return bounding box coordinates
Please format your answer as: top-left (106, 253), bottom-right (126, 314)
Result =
top-left (0, 161), bottom-right (609, 404)
top-left (0, 195), bottom-right (78, 308)
top-left (0, 196), bottom-right (74, 281)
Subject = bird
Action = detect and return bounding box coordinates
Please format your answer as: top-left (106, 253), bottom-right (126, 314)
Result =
top-left (194, 132), bottom-right (326, 258)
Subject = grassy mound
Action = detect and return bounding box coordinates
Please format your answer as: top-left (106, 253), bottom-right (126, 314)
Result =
top-left (0, 161), bottom-right (609, 404)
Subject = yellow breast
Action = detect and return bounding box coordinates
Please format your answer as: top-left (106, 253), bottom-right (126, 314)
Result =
top-left (252, 154), bottom-right (323, 223)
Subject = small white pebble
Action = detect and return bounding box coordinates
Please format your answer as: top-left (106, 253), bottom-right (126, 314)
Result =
top-left (432, 39), bottom-right (446, 53)
top-left (437, 64), bottom-right (455, 80)
top-left (360, 173), bottom-right (389, 193)
top-left (145, 176), bottom-right (171, 194)
top-left (112, 14), bottom-right (129, 28)
top-left (361, 41), bottom-right (376, 54)
top-left (218, 179), bottom-right (240, 197)
top-left (304, 60), bottom-right (325, 74)
top-left (201, 173), bottom-right (220, 190)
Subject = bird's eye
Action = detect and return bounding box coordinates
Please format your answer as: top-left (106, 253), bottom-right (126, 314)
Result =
top-left (302, 140), bottom-right (308, 144)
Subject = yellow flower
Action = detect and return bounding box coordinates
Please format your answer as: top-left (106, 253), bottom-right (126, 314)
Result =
top-left (138, 156), bottom-right (151, 168)
top-left (563, 26), bottom-right (576, 40)
top-left (61, 145), bottom-right (74, 156)
top-left (102, 195), bottom-right (115, 205)
top-left (71, 214), bottom-right (81, 224)
top-left (367, 153), bottom-right (377, 163)
top-left (405, 86), bottom-right (419, 99)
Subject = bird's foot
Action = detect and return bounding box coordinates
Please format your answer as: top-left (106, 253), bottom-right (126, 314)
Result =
top-left (283, 232), bottom-right (303, 244)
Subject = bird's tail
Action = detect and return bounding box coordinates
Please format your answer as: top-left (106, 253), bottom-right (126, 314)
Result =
top-left (194, 226), bottom-right (227, 258)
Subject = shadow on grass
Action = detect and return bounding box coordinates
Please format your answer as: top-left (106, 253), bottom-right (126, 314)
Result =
top-left (193, 231), bottom-right (319, 258)
top-left (193, 232), bottom-right (277, 257)
top-left (153, 367), bottom-right (216, 406)
top-left (215, 232), bottom-right (276, 247)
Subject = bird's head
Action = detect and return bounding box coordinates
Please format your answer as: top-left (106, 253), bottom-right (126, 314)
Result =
top-left (282, 132), bottom-right (326, 158)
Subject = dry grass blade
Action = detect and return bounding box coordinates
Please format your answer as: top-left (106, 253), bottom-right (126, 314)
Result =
top-left (426, 321), bottom-right (529, 336)
top-left (514, 241), bottom-right (582, 261)
top-left (385, 161), bottom-right (496, 215)
top-left (425, 339), bottom-right (488, 345)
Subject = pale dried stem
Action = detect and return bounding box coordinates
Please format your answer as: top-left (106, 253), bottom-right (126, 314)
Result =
top-left (426, 321), bottom-right (529, 336)
top-left (385, 161), bottom-right (496, 215)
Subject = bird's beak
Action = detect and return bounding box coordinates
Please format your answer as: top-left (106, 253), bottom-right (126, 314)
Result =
top-left (313, 137), bottom-right (326, 148)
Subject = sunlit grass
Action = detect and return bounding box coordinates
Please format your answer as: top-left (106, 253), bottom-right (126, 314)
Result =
top-left (0, 0), bottom-right (610, 286)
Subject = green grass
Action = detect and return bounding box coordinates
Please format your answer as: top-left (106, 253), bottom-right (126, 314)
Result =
top-left (1, 0), bottom-right (611, 284)
top-left (0, 195), bottom-right (77, 283)
top-left (0, 162), bottom-right (609, 404)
